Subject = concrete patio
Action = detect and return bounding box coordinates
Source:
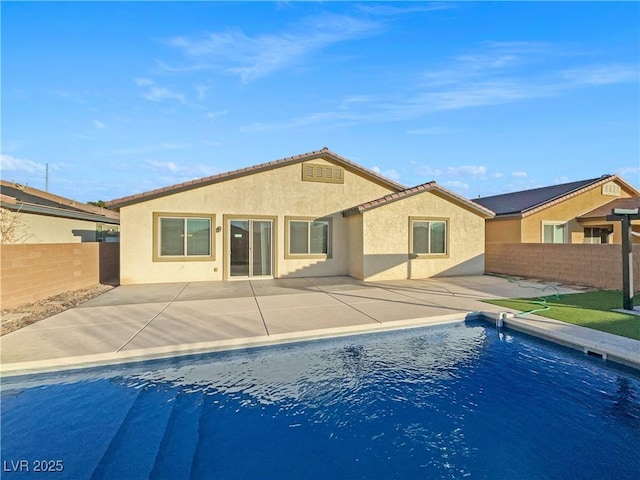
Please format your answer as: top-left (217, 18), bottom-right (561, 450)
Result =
top-left (1, 275), bottom-right (638, 374)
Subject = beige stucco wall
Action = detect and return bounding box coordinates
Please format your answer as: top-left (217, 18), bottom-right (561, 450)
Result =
top-left (346, 214), bottom-right (364, 279)
top-left (119, 158), bottom-right (396, 284)
top-left (16, 213), bottom-right (102, 243)
top-left (485, 217), bottom-right (521, 243)
top-left (355, 191), bottom-right (486, 281)
top-left (486, 179), bottom-right (636, 244)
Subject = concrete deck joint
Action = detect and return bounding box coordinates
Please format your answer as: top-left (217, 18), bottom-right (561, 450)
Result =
top-left (116, 282), bottom-right (191, 352)
top-left (249, 280), bottom-right (270, 336)
top-left (306, 278), bottom-right (383, 324)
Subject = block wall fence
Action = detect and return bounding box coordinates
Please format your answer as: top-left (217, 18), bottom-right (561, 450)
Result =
top-left (485, 243), bottom-right (640, 292)
top-left (1, 243), bottom-right (119, 309)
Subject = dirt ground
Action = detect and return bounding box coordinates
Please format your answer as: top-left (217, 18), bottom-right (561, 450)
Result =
top-left (1, 285), bottom-right (115, 336)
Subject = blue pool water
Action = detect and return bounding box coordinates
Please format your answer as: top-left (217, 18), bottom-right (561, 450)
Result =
top-left (1, 321), bottom-right (639, 480)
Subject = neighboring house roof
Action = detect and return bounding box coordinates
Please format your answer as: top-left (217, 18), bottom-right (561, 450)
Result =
top-left (106, 147), bottom-right (406, 209)
top-left (0, 180), bottom-right (120, 224)
top-left (578, 197), bottom-right (640, 220)
top-left (474, 174), bottom-right (639, 218)
top-left (342, 181), bottom-right (495, 218)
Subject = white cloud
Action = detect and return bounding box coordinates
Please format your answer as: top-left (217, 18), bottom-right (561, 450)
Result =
top-left (111, 143), bottom-right (192, 155)
top-left (561, 64), bottom-right (639, 86)
top-left (371, 166), bottom-right (401, 181)
top-left (444, 180), bottom-right (470, 192)
top-left (134, 78), bottom-right (186, 103)
top-left (511, 171), bottom-right (527, 178)
top-left (145, 160), bottom-right (219, 180)
top-left (0, 154), bottom-right (46, 174)
top-left (134, 78), bottom-right (154, 86)
top-left (339, 95), bottom-right (372, 110)
top-left (195, 84), bottom-right (208, 100)
top-left (242, 40), bottom-right (639, 131)
top-left (141, 86), bottom-right (186, 103)
top-left (165, 13), bottom-right (382, 83)
top-left (356, 3), bottom-right (457, 16)
top-left (406, 127), bottom-right (458, 135)
top-left (206, 110), bottom-right (228, 119)
top-left (616, 166), bottom-right (640, 177)
top-left (417, 165), bottom-right (487, 178)
top-left (147, 160), bottom-right (180, 172)
top-left (93, 120), bottom-right (106, 129)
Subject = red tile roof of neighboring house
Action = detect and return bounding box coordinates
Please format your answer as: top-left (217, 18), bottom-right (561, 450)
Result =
top-left (578, 197), bottom-right (640, 219)
top-left (106, 148), bottom-right (407, 209)
top-left (342, 181), bottom-right (495, 218)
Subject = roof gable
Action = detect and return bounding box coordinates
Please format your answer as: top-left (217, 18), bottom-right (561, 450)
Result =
top-left (578, 196), bottom-right (640, 219)
top-left (474, 175), bottom-right (637, 217)
top-left (106, 148), bottom-right (406, 209)
top-left (343, 181), bottom-right (494, 218)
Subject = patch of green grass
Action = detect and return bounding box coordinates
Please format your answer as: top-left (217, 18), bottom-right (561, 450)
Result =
top-left (483, 290), bottom-right (640, 340)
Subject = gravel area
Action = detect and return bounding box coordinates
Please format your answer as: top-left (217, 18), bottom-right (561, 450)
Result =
top-left (1, 285), bottom-right (115, 335)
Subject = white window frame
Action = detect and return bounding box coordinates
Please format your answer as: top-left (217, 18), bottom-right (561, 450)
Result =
top-left (541, 221), bottom-right (567, 244)
top-left (410, 217), bottom-right (448, 257)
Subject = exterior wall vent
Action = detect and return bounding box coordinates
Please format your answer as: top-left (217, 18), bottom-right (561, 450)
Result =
top-left (602, 182), bottom-right (621, 197)
top-left (302, 162), bottom-right (345, 184)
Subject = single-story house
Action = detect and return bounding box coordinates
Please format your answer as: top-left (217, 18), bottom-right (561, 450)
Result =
top-left (0, 180), bottom-right (120, 244)
top-left (106, 148), bottom-right (494, 284)
top-left (474, 174), bottom-right (639, 244)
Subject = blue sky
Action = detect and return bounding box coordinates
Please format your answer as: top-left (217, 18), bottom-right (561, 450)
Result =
top-left (2, 1), bottom-right (639, 203)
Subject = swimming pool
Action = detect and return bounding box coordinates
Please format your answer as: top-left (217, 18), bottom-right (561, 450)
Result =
top-left (1, 321), bottom-right (639, 479)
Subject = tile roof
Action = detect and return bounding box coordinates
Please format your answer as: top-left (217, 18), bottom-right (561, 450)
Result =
top-left (342, 181), bottom-right (495, 218)
top-left (106, 147), bottom-right (407, 209)
top-left (578, 197), bottom-right (640, 219)
top-left (474, 174), bottom-right (624, 217)
top-left (0, 180), bottom-right (119, 223)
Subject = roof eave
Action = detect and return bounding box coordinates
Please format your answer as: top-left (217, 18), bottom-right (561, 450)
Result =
top-left (0, 201), bottom-right (120, 224)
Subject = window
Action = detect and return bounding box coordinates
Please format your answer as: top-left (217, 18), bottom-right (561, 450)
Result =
top-left (411, 219), bottom-right (447, 256)
top-left (287, 217), bottom-right (331, 257)
top-left (153, 213), bottom-right (214, 261)
top-left (583, 227), bottom-right (611, 244)
top-left (542, 223), bottom-right (566, 243)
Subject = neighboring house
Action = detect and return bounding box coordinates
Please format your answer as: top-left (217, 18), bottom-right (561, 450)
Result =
top-left (0, 180), bottom-right (120, 244)
top-left (474, 174), bottom-right (640, 244)
top-left (106, 148), bottom-right (493, 284)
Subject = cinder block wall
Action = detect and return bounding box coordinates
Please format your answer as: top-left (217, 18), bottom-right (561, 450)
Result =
top-left (0, 243), bottom-right (120, 309)
top-left (486, 243), bottom-right (640, 291)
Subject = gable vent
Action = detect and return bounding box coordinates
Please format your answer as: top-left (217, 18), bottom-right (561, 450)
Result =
top-left (602, 182), bottom-right (621, 197)
top-left (302, 162), bottom-right (344, 184)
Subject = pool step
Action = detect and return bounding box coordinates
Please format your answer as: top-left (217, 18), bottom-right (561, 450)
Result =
top-left (149, 391), bottom-right (204, 479)
top-left (90, 385), bottom-right (177, 480)
top-left (1, 378), bottom-right (139, 480)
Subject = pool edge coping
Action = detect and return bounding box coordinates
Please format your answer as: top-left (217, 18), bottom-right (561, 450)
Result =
top-left (1, 310), bottom-right (638, 377)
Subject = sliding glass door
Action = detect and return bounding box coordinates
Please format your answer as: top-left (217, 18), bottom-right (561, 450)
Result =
top-left (230, 219), bottom-right (273, 278)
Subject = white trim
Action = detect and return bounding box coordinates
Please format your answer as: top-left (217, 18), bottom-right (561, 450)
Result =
top-left (541, 221), bottom-right (567, 244)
